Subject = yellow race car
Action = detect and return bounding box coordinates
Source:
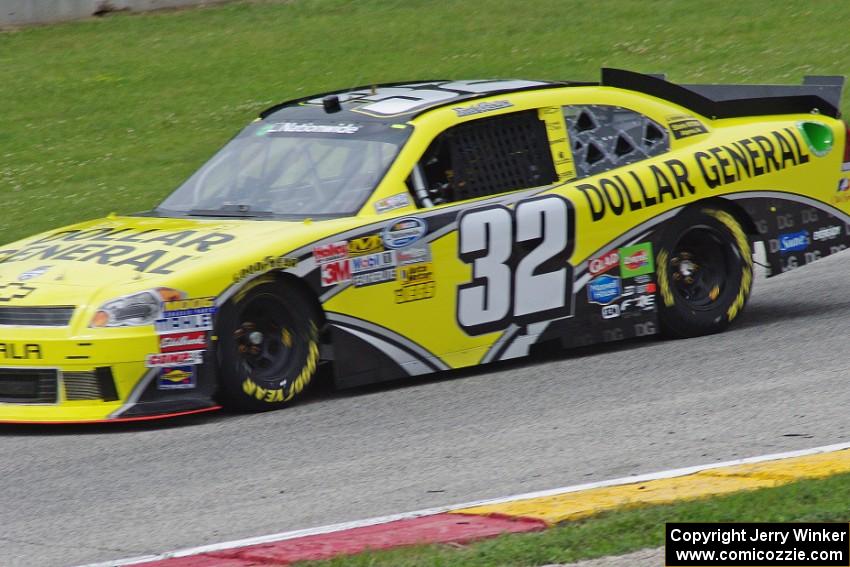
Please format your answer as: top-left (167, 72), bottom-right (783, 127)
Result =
top-left (1, 69), bottom-right (847, 422)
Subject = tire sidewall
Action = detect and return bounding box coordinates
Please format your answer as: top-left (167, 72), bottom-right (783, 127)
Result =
top-left (216, 279), bottom-right (320, 410)
top-left (656, 206), bottom-right (753, 338)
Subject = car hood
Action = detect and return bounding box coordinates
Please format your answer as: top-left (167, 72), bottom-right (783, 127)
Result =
top-left (0, 214), bottom-right (353, 303)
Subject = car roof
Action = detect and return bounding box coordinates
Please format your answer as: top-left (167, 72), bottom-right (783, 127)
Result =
top-left (259, 79), bottom-right (586, 124)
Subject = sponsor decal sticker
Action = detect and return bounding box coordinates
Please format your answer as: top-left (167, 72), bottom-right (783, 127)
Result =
top-left (261, 122), bottom-right (360, 135)
top-left (320, 259), bottom-right (352, 287)
top-left (350, 251), bottom-right (395, 273)
top-left (396, 244), bottom-right (431, 265)
top-left (159, 331), bottom-right (208, 353)
top-left (313, 241), bottom-right (348, 264)
top-left (394, 262), bottom-right (435, 303)
top-left (162, 297), bottom-right (215, 313)
top-left (348, 235), bottom-right (383, 257)
top-left (813, 225), bottom-right (842, 241)
top-left (155, 309), bottom-right (215, 335)
top-left (623, 282), bottom-right (657, 296)
top-left (157, 366), bottom-right (196, 390)
top-left (232, 255), bottom-right (298, 283)
top-left (620, 294), bottom-right (656, 316)
top-left (589, 250), bottom-right (619, 276)
top-left (587, 274), bottom-right (622, 305)
top-left (17, 265), bottom-right (50, 281)
top-left (374, 193), bottom-right (412, 214)
top-left (601, 304), bottom-right (620, 319)
top-left (667, 118), bottom-right (708, 140)
top-left (352, 268), bottom-right (396, 287)
top-left (619, 243), bottom-right (655, 278)
top-left (382, 217), bottom-right (427, 249)
top-left (454, 100), bottom-right (513, 117)
top-left (145, 350), bottom-right (204, 368)
top-left (779, 230), bottom-right (810, 253)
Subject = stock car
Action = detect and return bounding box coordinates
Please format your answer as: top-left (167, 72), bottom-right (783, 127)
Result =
top-left (1, 69), bottom-right (848, 422)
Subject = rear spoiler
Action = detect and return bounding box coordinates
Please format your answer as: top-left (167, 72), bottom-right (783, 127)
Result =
top-left (602, 68), bottom-right (845, 120)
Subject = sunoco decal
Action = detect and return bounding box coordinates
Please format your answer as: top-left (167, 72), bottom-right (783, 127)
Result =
top-left (157, 366), bottom-right (197, 390)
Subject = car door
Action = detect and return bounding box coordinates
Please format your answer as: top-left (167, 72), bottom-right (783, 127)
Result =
top-left (324, 106), bottom-right (580, 383)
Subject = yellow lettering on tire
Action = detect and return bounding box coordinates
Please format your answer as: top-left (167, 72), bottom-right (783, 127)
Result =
top-left (704, 209), bottom-right (753, 322)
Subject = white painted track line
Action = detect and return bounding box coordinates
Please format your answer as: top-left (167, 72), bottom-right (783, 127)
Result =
top-left (78, 441), bottom-right (850, 567)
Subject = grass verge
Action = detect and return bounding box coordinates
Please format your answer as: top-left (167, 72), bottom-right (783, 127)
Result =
top-left (296, 472), bottom-right (850, 566)
top-left (2, 1), bottom-right (850, 244)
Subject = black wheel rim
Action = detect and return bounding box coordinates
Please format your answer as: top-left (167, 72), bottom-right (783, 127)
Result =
top-left (668, 225), bottom-right (737, 310)
top-left (233, 293), bottom-right (297, 381)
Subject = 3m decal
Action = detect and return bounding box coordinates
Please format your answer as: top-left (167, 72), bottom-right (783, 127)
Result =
top-left (320, 259), bottom-right (352, 287)
top-left (17, 265), bottom-right (50, 281)
top-left (159, 331), bottom-right (208, 353)
top-left (619, 243), bottom-right (655, 278)
top-left (374, 193), bottom-right (411, 214)
top-left (232, 255), bottom-right (298, 283)
top-left (383, 218), bottom-right (427, 249)
top-left (0, 283), bottom-right (35, 302)
top-left (589, 250), bottom-right (619, 276)
top-left (348, 235), bottom-right (384, 256)
top-left (587, 275), bottom-right (622, 305)
top-left (157, 366), bottom-right (196, 390)
top-left (457, 195), bottom-right (575, 335)
top-left (0, 343), bottom-right (42, 360)
top-left (145, 350), bottom-right (204, 368)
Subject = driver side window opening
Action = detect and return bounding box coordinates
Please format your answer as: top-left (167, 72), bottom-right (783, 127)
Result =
top-left (408, 110), bottom-right (558, 207)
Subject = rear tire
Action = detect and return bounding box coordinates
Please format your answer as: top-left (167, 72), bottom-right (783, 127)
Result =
top-left (656, 206), bottom-right (753, 338)
top-left (216, 280), bottom-right (320, 411)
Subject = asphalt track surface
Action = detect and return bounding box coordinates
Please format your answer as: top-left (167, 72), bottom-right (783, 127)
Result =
top-left (1, 253), bottom-right (849, 567)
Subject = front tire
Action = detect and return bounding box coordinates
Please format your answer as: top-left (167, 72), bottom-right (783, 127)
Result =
top-left (656, 206), bottom-right (753, 338)
top-left (216, 280), bottom-right (320, 411)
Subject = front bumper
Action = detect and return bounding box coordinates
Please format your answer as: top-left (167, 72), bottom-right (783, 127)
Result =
top-left (0, 326), bottom-right (218, 423)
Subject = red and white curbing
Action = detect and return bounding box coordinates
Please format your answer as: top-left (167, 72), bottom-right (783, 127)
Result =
top-left (79, 441), bottom-right (850, 567)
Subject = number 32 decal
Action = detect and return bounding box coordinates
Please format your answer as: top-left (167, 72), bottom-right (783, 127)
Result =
top-left (457, 195), bottom-right (575, 335)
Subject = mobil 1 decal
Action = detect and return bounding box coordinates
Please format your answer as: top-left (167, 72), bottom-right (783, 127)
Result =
top-left (456, 195), bottom-right (575, 336)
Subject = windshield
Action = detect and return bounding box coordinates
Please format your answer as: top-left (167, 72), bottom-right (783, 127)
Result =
top-left (157, 120), bottom-right (410, 219)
